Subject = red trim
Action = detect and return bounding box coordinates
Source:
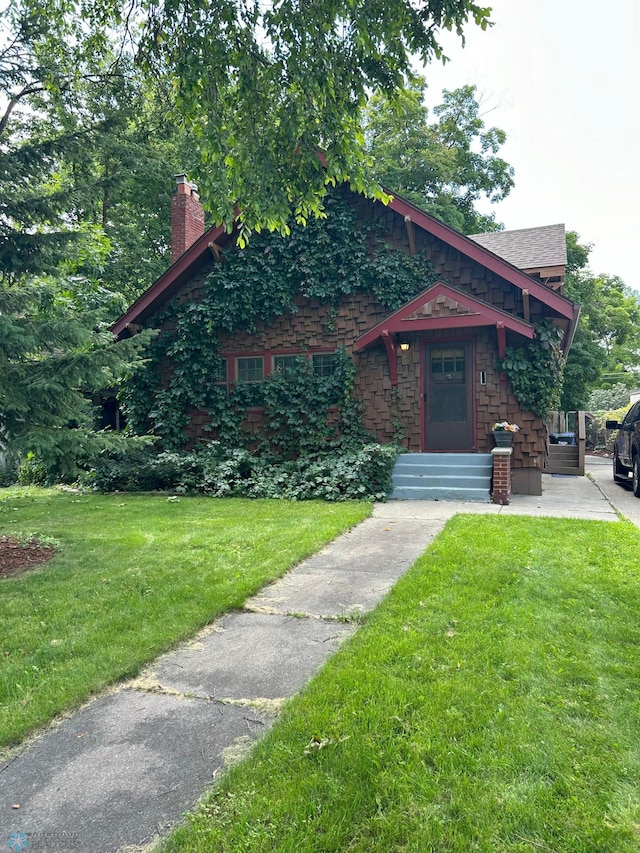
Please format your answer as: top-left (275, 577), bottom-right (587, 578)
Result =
top-left (386, 195), bottom-right (575, 320)
top-left (420, 337), bottom-right (477, 453)
top-left (112, 186), bottom-right (578, 339)
top-left (216, 347), bottom-right (338, 383)
top-left (354, 281), bottom-right (535, 351)
top-left (381, 330), bottom-right (398, 386)
top-left (112, 223), bottom-right (229, 336)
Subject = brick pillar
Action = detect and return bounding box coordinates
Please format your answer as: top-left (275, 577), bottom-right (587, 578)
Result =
top-left (171, 175), bottom-right (205, 263)
top-left (491, 447), bottom-right (512, 505)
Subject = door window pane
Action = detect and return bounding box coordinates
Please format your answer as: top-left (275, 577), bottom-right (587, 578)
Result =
top-left (431, 386), bottom-right (466, 422)
top-left (431, 348), bottom-right (465, 383)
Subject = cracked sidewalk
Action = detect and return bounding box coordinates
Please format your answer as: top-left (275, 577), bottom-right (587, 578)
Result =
top-left (0, 471), bottom-right (619, 852)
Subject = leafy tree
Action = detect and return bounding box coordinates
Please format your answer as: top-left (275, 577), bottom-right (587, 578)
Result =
top-left (561, 232), bottom-right (640, 410)
top-left (35, 58), bottom-right (196, 302)
top-left (364, 81), bottom-right (514, 233)
top-left (12, 0), bottom-right (491, 236)
top-left (587, 384), bottom-right (633, 413)
top-left (145, 0), bottom-right (493, 236)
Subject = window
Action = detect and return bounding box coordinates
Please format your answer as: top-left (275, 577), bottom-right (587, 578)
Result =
top-left (312, 352), bottom-right (337, 377)
top-left (213, 358), bottom-right (228, 385)
top-left (623, 402), bottom-right (640, 428)
top-left (236, 356), bottom-right (264, 383)
top-left (273, 355), bottom-right (299, 377)
top-left (431, 348), bottom-right (465, 384)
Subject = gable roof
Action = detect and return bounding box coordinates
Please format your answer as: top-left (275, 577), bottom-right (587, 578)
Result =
top-left (112, 190), bottom-right (578, 338)
top-left (468, 224), bottom-right (567, 270)
top-left (354, 281), bottom-right (536, 352)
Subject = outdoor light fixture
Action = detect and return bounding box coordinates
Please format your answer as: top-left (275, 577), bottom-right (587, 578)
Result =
top-left (399, 340), bottom-right (410, 352)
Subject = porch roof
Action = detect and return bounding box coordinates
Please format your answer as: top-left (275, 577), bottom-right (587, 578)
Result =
top-left (354, 281), bottom-right (536, 353)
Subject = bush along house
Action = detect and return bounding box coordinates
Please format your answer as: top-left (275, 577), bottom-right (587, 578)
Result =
top-left (112, 176), bottom-right (580, 502)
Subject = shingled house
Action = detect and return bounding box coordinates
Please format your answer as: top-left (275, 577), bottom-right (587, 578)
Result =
top-left (113, 178), bottom-right (580, 499)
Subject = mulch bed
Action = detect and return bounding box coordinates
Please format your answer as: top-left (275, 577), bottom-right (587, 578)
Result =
top-left (0, 535), bottom-right (57, 578)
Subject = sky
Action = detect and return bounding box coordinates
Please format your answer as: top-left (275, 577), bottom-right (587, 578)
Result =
top-left (417, 0), bottom-right (640, 290)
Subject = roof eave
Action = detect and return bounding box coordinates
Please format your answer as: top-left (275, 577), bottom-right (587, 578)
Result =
top-left (386, 194), bottom-right (576, 320)
top-left (111, 223), bottom-right (229, 337)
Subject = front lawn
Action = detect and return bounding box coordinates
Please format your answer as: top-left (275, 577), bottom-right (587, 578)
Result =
top-left (0, 488), bottom-right (371, 748)
top-left (161, 515), bottom-right (640, 852)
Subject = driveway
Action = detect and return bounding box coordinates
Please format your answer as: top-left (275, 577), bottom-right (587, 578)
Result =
top-left (586, 454), bottom-right (640, 528)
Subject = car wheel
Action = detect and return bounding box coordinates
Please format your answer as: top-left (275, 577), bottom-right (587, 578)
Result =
top-left (613, 450), bottom-right (627, 483)
top-left (634, 456), bottom-right (640, 498)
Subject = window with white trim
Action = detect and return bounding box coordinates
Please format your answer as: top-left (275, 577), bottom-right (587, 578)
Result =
top-left (236, 356), bottom-right (264, 383)
top-left (312, 352), bottom-right (338, 377)
top-left (272, 355), bottom-right (299, 377)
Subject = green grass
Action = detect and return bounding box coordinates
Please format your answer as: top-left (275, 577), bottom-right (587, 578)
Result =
top-left (161, 514), bottom-right (640, 853)
top-left (0, 487), bottom-right (371, 748)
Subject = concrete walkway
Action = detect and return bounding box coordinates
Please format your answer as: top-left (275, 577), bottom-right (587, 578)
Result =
top-left (0, 460), bottom-right (631, 852)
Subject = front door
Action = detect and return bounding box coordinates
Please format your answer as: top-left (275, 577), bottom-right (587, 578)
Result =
top-left (424, 342), bottom-right (474, 451)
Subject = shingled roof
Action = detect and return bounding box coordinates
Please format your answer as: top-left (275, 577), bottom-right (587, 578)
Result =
top-left (468, 224), bottom-right (567, 271)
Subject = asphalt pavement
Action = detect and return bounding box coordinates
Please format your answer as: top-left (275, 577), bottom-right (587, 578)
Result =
top-left (1, 458), bottom-right (635, 853)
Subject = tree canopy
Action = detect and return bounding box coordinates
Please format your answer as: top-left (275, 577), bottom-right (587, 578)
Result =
top-left (561, 232), bottom-right (640, 411)
top-left (0, 8), bottom-right (165, 479)
top-left (363, 80), bottom-right (514, 233)
top-left (8, 0), bottom-right (492, 236)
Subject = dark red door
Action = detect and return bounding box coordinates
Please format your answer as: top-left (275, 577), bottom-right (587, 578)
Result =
top-left (424, 343), bottom-right (474, 451)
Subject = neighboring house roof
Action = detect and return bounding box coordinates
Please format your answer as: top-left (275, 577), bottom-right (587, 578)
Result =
top-left (468, 224), bottom-right (567, 271)
top-left (112, 193), bottom-right (579, 343)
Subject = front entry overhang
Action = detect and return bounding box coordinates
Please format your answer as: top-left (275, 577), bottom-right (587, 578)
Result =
top-left (353, 281), bottom-right (536, 387)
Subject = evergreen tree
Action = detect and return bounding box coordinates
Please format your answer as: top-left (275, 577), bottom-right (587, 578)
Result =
top-left (0, 279), bottom-right (152, 481)
top-left (0, 8), bottom-right (158, 480)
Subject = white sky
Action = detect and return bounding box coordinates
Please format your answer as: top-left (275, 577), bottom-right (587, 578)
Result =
top-left (418, 0), bottom-right (640, 290)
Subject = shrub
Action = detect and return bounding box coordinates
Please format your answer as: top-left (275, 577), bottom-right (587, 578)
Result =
top-left (90, 442), bottom-right (399, 502)
top-left (17, 452), bottom-right (50, 486)
top-left (588, 384), bottom-right (632, 413)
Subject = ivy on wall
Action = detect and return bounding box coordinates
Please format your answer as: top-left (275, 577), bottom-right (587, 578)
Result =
top-left (120, 191), bottom-right (438, 452)
top-left (499, 320), bottom-right (565, 418)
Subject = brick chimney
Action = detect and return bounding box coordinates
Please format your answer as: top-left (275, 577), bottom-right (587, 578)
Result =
top-left (171, 174), bottom-right (205, 263)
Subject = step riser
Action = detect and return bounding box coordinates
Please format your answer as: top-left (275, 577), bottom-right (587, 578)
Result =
top-left (393, 465), bottom-right (492, 480)
top-left (395, 453), bottom-right (492, 465)
top-left (392, 487), bottom-right (490, 502)
top-left (393, 474), bottom-right (491, 488)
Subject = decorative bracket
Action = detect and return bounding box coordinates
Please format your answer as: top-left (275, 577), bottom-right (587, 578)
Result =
top-left (381, 330), bottom-right (398, 387)
top-left (497, 321), bottom-right (508, 384)
top-left (208, 241), bottom-right (223, 262)
top-left (404, 216), bottom-right (416, 255)
top-left (496, 322), bottom-right (507, 359)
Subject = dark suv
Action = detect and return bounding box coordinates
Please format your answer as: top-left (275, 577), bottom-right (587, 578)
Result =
top-left (607, 401), bottom-right (640, 497)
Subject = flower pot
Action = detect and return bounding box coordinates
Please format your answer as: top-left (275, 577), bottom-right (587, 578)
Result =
top-left (492, 430), bottom-right (514, 448)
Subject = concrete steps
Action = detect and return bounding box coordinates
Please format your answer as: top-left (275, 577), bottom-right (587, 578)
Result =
top-left (390, 453), bottom-right (493, 501)
top-left (545, 444), bottom-right (580, 475)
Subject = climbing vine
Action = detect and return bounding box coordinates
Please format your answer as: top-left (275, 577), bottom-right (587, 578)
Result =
top-left (500, 320), bottom-right (565, 418)
top-left (120, 191), bottom-right (438, 453)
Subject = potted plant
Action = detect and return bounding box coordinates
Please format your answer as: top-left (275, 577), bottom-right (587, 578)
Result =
top-left (492, 421), bottom-right (520, 447)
